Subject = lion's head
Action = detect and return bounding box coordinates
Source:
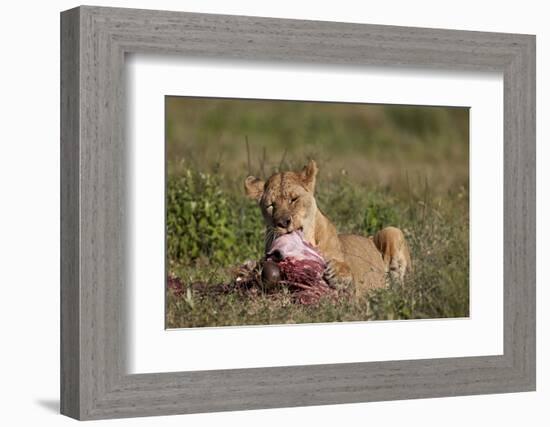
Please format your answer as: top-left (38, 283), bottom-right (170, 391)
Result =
top-left (244, 160), bottom-right (319, 242)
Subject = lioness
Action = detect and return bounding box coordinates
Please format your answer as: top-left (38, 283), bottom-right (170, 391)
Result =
top-left (245, 160), bottom-right (411, 294)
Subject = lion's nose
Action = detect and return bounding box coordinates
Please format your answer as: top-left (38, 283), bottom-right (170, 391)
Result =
top-left (276, 216), bottom-right (291, 229)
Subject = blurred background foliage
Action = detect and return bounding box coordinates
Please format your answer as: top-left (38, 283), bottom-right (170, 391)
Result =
top-left (166, 97), bottom-right (468, 192)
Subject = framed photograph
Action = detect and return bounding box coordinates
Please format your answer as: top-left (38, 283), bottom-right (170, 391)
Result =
top-left (164, 97), bottom-right (470, 327)
top-left (60, 6), bottom-right (536, 420)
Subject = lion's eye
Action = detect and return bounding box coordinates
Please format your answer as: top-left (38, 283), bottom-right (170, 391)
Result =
top-left (291, 196), bottom-right (299, 204)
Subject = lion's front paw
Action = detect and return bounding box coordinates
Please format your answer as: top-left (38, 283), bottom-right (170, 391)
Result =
top-left (324, 259), bottom-right (352, 290)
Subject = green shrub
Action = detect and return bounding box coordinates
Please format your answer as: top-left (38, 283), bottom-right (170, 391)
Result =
top-left (167, 170), bottom-right (264, 267)
top-left (232, 200), bottom-right (265, 263)
top-left (167, 170), bottom-right (237, 265)
top-left (315, 176), bottom-right (401, 236)
top-left (362, 193), bottom-right (400, 235)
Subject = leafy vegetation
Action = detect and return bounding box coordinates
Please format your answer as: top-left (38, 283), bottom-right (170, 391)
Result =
top-left (167, 170), bottom-right (263, 266)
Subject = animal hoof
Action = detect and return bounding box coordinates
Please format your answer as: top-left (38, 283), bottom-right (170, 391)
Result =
top-left (262, 260), bottom-right (281, 286)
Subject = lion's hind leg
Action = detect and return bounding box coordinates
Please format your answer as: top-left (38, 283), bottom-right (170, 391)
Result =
top-left (372, 226), bottom-right (411, 283)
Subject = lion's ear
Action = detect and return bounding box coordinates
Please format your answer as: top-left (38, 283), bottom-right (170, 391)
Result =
top-left (244, 176), bottom-right (265, 200)
top-left (301, 159), bottom-right (318, 192)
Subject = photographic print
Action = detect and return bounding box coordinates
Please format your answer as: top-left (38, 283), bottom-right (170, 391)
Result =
top-left (166, 97), bottom-right (469, 328)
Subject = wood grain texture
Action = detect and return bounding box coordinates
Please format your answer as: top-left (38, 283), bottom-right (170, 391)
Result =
top-left (60, 5), bottom-right (536, 420)
top-left (60, 7), bottom-right (80, 419)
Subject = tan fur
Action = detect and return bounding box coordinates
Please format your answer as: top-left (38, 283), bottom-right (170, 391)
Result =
top-left (372, 226), bottom-right (412, 282)
top-left (245, 160), bottom-right (411, 294)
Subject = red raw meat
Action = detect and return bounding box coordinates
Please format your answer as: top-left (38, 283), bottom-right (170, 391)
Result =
top-left (265, 231), bottom-right (335, 304)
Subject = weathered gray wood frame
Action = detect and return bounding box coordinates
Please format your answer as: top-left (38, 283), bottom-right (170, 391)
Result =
top-left (60, 5), bottom-right (536, 420)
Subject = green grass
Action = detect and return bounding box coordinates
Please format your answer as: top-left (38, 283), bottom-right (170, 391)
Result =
top-left (165, 98), bottom-right (469, 328)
